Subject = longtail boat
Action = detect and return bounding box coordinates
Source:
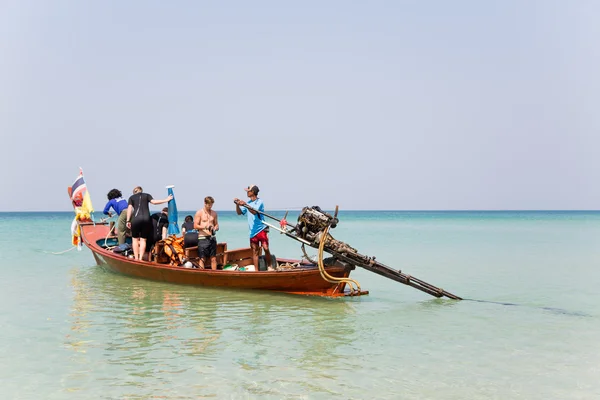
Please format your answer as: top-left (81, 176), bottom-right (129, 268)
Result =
top-left (78, 220), bottom-right (367, 297)
top-left (68, 170), bottom-right (461, 299)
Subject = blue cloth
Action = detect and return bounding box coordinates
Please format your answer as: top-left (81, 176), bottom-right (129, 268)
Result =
top-left (240, 198), bottom-right (266, 238)
top-left (103, 198), bottom-right (128, 215)
top-left (167, 187), bottom-right (180, 235)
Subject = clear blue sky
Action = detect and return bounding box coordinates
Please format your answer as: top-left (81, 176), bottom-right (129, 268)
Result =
top-left (1, 1), bottom-right (598, 211)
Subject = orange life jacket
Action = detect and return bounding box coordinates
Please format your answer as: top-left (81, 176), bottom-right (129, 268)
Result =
top-left (153, 235), bottom-right (185, 266)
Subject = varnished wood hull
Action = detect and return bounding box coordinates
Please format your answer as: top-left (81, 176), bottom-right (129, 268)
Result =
top-left (80, 223), bottom-right (367, 297)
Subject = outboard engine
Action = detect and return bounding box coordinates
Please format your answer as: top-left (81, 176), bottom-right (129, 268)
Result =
top-left (294, 206), bottom-right (339, 242)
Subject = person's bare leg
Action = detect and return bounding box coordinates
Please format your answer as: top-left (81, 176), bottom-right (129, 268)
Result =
top-left (139, 238), bottom-right (147, 261)
top-left (251, 242), bottom-right (259, 271)
top-left (132, 237), bottom-right (139, 260)
top-left (199, 257), bottom-right (206, 269)
top-left (263, 243), bottom-right (272, 268)
top-left (210, 256), bottom-right (217, 270)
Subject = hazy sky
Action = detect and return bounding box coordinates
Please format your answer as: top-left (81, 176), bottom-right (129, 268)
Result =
top-left (1, 1), bottom-right (599, 211)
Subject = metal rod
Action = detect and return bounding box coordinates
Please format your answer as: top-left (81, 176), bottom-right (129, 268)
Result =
top-left (239, 202), bottom-right (461, 299)
top-left (260, 221), bottom-right (312, 246)
top-left (237, 203), bottom-right (298, 229)
top-left (331, 251), bottom-right (461, 300)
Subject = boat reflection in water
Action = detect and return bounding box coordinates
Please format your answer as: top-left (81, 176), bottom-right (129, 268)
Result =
top-left (64, 266), bottom-right (360, 397)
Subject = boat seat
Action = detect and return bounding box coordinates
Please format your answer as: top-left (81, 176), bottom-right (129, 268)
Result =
top-left (222, 247), bottom-right (255, 268)
top-left (185, 246), bottom-right (198, 258)
top-left (185, 242), bottom-right (227, 265)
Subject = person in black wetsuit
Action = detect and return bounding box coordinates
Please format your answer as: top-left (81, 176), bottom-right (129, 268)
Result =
top-left (125, 186), bottom-right (172, 261)
top-left (152, 207), bottom-right (170, 240)
top-left (147, 207), bottom-right (169, 251)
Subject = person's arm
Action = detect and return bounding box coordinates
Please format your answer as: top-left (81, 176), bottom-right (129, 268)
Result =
top-left (150, 194), bottom-right (173, 205)
top-left (247, 201), bottom-right (258, 216)
top-left (242, 200), bottom-right (259, 216)
top-left (213, 212), bottom-right (219, 233)
top-left (126, 204), bottom-right (133, 229)
top-left (234, 198), bottom-right (244, 215)
top-left (234, 198), bottom-right (248, 215)
top-left (103, 200), bottom-right (112, 216)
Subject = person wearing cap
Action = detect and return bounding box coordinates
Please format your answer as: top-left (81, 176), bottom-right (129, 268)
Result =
top-left (234, 184), bottom-right (272, 271)
top-left (194, 196), bottom-right (219, 270)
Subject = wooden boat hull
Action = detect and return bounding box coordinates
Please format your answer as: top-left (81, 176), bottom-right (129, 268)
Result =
top-left (80, 222), bottom-right (367, 297)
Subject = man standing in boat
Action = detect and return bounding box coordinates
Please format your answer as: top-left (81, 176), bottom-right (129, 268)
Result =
top-left (234, 185), bottom-right (272, 271)
top-left (194, 196), bottom-right (219, 270)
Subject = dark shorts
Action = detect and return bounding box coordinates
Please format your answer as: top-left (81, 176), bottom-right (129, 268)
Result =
top-left (198, 236), bottom-right (217, 258)
top-left (131, 219), bottom-right (153, 239)
top-left (250, 229), bottom-right (269, 246)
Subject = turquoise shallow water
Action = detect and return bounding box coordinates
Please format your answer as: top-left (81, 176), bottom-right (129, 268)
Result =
top-left (1, 211), bottom-right (600, 399)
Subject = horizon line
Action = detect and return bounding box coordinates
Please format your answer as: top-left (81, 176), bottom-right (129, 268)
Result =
top-left (1, 209), bottom-right (599, 213)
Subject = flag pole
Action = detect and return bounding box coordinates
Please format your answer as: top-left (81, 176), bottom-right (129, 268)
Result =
top-left (80, 167), bottom-right (95, 224)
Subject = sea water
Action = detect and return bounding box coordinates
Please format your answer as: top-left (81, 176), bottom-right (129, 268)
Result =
top-left (1, 211), bottom-right (599, 399)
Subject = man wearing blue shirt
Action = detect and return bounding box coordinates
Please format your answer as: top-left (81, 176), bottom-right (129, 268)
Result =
top-left (103, 188), bottom-right (129, 244)
top-left (234, 184), bottom-right (272, 271)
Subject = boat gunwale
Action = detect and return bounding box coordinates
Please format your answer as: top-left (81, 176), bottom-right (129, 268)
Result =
top-left (81, 222), bottom-right (350, 277)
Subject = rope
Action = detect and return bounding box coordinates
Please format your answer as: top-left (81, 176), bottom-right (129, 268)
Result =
top-left (45, 247), bottom-right (77, 255)
top-left (48, 217), bottom-right (116, 256)
top-left (103, 218), bottom-right (117, 248)
top-left (276, 261), bottom-right (300, 270)
top-left (316, 226), bottom-right (362, 295)
top-left (301, 244), bottom-right (317, 264)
